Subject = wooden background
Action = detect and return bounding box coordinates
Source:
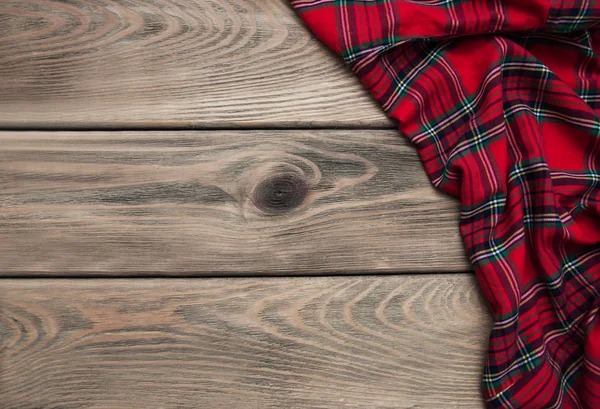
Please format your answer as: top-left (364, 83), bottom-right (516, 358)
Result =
top-left (0, 1), bottom-right (489, 408)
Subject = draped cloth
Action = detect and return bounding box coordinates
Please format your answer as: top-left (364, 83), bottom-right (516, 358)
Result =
top-left (288, 1), bottom-right (600, 407)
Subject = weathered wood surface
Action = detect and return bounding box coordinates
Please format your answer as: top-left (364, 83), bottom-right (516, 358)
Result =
top-left (0, 130), bottom-right (467, 276)
top-left (0, 0), bottom-right (391, 129)
top-left (0, 275), bottom-right (491, 408)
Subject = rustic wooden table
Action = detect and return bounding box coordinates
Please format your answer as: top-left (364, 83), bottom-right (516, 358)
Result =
top-left (0, 1), bottom-right (491, 408)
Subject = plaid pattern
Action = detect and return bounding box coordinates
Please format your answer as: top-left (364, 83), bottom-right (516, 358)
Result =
top-left (289, 1), bottom-right (600, 407)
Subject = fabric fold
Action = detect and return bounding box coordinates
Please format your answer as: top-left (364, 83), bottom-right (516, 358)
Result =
top-left (289, 1), bottom-right (600, 408)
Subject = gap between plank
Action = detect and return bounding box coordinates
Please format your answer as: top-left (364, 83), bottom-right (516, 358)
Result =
top-left (0, 270), bottom-right (473, 279)
top-left (0, 125), bottom-right (398, 132)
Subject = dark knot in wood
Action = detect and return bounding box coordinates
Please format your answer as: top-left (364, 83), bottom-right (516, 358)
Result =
top-left (253, 173), bottom-right (308, 214)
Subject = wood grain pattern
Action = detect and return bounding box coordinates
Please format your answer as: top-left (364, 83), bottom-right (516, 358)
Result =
top-left (0, 0), bottom-right (392, 128)
top-left (0, 275), bottom-right (491, 408)
top-left (0, 130), bottom-right (467, 276)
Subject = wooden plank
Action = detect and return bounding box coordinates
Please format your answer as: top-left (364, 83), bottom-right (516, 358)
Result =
top-left (0, 275), bottom-right (491, 408)
top-left (0, 130), bottom-right (468, 276)
top-left (0, 0), bottom-right (391, 129)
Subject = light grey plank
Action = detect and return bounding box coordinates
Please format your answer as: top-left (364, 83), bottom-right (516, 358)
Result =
top-left (0, 275), bottom-right (490, 408)
top-left (0, 0), bottom-right (391, 128)
top-left (0, 130), bottom-right (467, 275)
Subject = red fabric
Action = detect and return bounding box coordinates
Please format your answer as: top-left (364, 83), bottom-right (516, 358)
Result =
top-left (289, 1), bottom-right (600, 407)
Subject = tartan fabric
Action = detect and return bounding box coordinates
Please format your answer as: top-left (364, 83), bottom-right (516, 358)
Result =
top-left (289, 1), bottom-right (600, 408)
